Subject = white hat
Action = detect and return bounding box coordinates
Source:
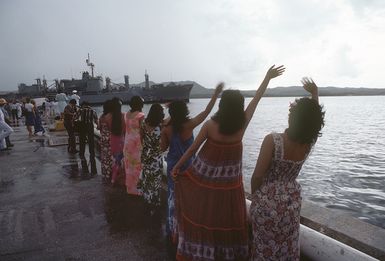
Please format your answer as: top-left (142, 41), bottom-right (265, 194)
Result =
top-left (72, 90), bottom-right (77, 93)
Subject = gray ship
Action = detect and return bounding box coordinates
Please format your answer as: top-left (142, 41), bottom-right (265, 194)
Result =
top-left (58, 54), bottom-right (192, 104)
top-left (13, 54), bottom-right (193, 104)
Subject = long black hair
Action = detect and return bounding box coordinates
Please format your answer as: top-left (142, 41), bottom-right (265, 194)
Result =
top-left (111, 97), bottom-right (123, 136)
top-left (102, 100), bottom-right (113, 116)
top-left (167, 100), bottom-right (190, 133)
top-left (286, 97), bottom-right (325, 144)
top-left (129, 96), bottom-right (143, 112)
top-left (212, 90), bottom-right (245, 135)
top-left (146, 103), bottom-right (164, 127)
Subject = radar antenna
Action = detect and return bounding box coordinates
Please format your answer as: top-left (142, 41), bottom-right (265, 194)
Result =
top-left (86, 53), bottom-right (95, 77)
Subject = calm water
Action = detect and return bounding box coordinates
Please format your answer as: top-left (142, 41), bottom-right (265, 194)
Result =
top-left (95, 96), bottom-right (385, 228)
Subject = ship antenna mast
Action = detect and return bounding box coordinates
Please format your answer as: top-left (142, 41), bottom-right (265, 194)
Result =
top-left (86, 53), bottom-right (95, 77)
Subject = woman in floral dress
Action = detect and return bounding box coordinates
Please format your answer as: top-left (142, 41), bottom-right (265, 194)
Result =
top-left (123, 96), bottom-right (144, 195)
top-left (138, 103), bottom-right (165, 212)
top-left (99, 100), bottom-right (113, 181)
top-left (250, 78), bottom-right (325, 260)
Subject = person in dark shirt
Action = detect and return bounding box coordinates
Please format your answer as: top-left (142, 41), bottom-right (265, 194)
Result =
top-left (74, 101), bottom-right (98, 175)
top-left (63, 99), bottom-right (78, 153)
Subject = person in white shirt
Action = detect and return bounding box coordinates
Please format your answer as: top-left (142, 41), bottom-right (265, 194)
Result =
top-left (0, 98), bottom-right (14, 150)
top-left (69, 90), bottom-right (81, 106)
top-left (24, 98), bottom-right (35, 137)
top-left (56, 92), bottom-right (68, 115)
top-left (9, 100), bottom-right (20, 126)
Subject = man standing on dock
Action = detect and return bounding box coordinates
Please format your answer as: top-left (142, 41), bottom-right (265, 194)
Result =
top-left (74, 101), bottom-right (98, 175)
top-left (63, 99), bottom-right (78, 154)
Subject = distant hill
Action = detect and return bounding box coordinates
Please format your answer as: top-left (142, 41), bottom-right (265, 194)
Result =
top-left (186, 83), bottom-right (385, 98)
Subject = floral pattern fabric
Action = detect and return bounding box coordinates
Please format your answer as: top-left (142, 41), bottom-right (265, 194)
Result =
top-left (99, 119), bottom-right (113, 180)
top-left (123, 112), bottom-right (145, 195)
top-left (138, 124), bottom-right (163, 207)
top-left (250, 132), bottom-right (310, 261)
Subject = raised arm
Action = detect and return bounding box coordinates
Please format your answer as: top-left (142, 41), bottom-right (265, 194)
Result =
top-left (244, 65), bottom-right (285, 129)
top-left (171, 121), bottom-right (209, 176)
top-left (301, 77), bottom-right (319, 103)
top-left (187, 83), bottom-right (224, 129)
top-left (251, 134), bottom-right (274, 194)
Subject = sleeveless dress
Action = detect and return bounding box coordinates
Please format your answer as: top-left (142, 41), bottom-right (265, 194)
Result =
top-left (123, 112), bottom-right (145, 195)
top-left (138, 124), bottom-right (163, 207)
top-left (99, 118), bottom-right (113, 181)
top-left (166, 131), bottom-right (194, 238)
top-left (110, 133), bottom-right (125, 185)
top-left (250, 133), bottom-right (310, 261)
top-left (174, 139), bottom-right (249, 261)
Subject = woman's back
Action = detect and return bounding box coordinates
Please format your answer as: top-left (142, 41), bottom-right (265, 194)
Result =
top-left (265, 133), bottom-right (310, 184)
top-left (125, 111), bottom-right (143, 135)
top-left (206, 119), bottom-right (244, 144)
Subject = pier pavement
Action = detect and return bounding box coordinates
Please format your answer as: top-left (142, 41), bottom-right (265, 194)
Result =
top-left (0, 125), bottom-right (171, 260)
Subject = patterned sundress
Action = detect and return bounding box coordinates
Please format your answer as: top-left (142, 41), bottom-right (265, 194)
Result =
top-left (250, 132), bottom-right (310, 261)
top-left (138, 123), bottom-right (163, 207)
top-left (99, 117), bottom-right (113, 181)
top-left (123, 111), bottom-right (145, 195)
top-left (109, 113), bottom-right (125, 185)
top-left (165, 131), bottom-right (194, 238)
top-left (174, 139), bottom-right (249, 261)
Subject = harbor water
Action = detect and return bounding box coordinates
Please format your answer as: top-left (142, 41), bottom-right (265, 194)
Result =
top-left (94, 95), bottom-right (385, 229)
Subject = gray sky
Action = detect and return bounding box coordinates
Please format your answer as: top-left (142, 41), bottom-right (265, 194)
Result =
top-left (1, 0), bottom-right (384, 91)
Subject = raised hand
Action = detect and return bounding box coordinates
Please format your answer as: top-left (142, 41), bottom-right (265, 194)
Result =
top-left (214, 82), bottom-right (224, 96)
top-left (301, 77), bottom-right (318, 94)
top-left (266, 65), bottom-right (285, 79)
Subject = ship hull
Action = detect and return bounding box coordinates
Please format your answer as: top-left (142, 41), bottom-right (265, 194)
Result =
top-left (79, 84), bottom-right (193, 105)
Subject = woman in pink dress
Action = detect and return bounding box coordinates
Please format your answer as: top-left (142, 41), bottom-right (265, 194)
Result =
top-left (123, 96), bottom-right (144, 195)
top-left (106, 98), bottom-right (126, 185)
top-left (250, 78), bottom-right (325, 260)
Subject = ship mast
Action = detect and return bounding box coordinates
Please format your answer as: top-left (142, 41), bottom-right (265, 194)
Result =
top-left (86, 53), bottom-right (95, 77)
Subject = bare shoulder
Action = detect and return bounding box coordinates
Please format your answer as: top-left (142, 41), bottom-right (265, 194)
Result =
top-left (264, 133), bottom-right (275, 145)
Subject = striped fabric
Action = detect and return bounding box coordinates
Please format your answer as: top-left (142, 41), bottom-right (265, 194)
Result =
top-left (75, 106), bottom-right (97, 126)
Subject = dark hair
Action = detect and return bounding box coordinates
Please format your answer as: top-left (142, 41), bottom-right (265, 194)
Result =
top-left (286, 98), bottom-right (325, 144)
top-left (129, 96), bottom-right (143, 112)
top-left (168, 100), bottom-right (190, 133)
top-left (146, 103), bottom-right (164, 127)
top-left (69, 99), bottom-right (77, 105)
top-left (111, 98), bottom-right (123, 136)
top-left (102, 100), bottom-right (113, 115)
top-left (81, 101), bottom-right (90, 107)
top-left (212, 90), bottom-right (245, 135)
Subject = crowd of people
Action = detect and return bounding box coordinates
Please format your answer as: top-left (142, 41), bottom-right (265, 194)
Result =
top-left (0, 65), bottom-right (326, 260)
top-left (63, 65), bottom-right (324, 260)
top-left (0, 97), bottom-right (49, 150)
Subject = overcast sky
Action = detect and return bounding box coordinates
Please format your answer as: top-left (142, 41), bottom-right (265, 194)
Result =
top-left (0, 0), bottom-right (384, 91)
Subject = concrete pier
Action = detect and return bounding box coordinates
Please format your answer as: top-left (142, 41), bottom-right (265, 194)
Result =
top-left (0, 125), bottom-right (171, 260)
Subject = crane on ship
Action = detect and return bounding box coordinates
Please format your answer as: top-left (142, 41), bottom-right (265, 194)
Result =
top-left (86, 53), bottom-right (95, 77)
